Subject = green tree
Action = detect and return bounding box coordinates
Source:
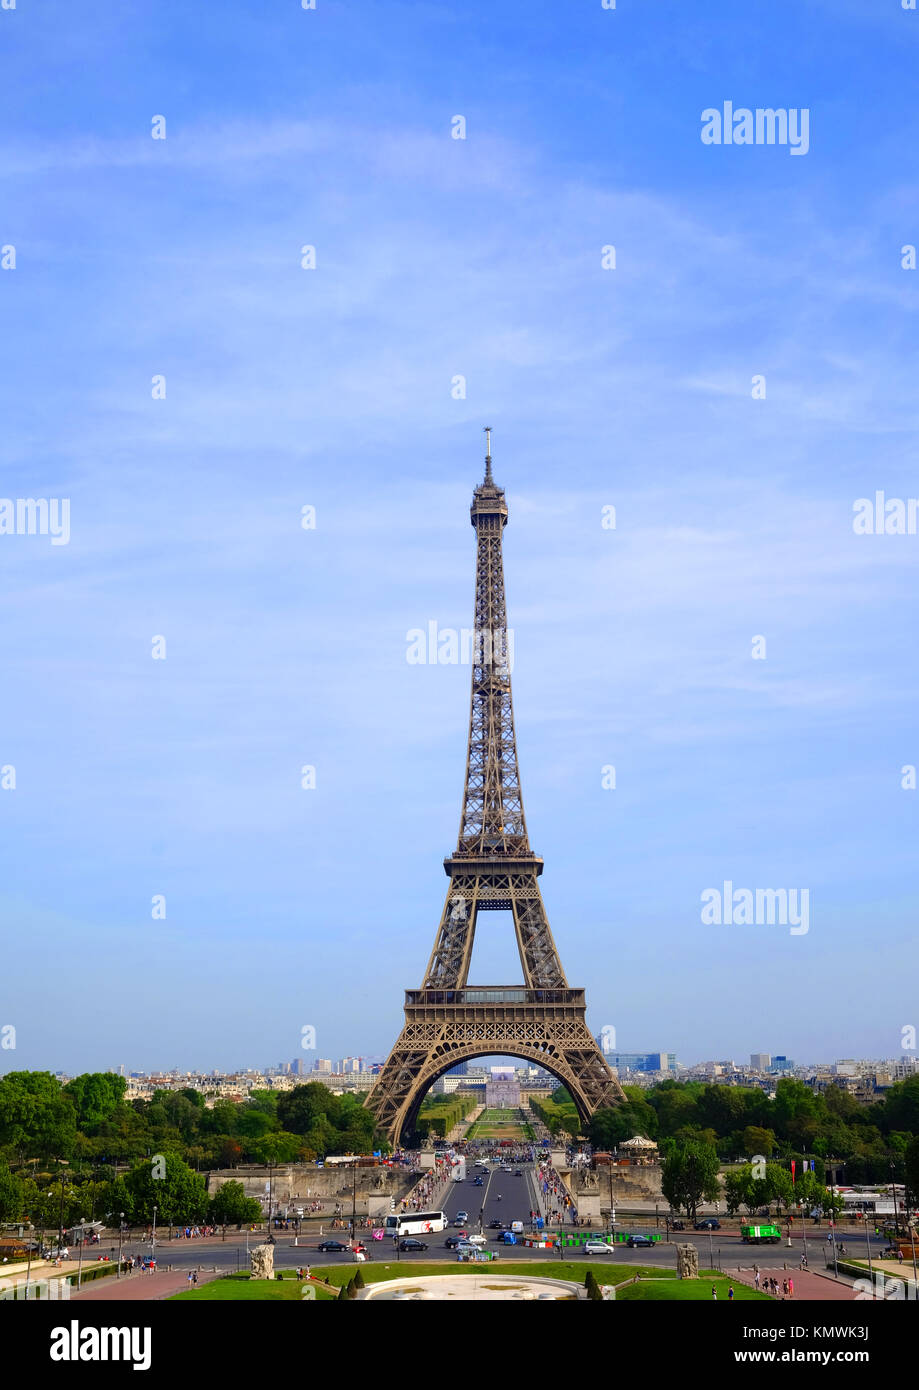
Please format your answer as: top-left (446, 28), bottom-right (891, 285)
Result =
top-left (252, 1132), bottom-right (302, 1165)
top-left (0, 1163), bottom-right (24, 1221)
top-left (0, 1072), bottom-right (77, 1160)
top-left (208, 1179), bottom-right (262, 1226)
top-left (884, 1077), bottom-right (919, 1135)
top-left (660, 1139), bottom-right (721, 1219)
top-left (62, 1074), bottom-right (127, 1134)
top-left (276, 1084), bottom-right (339, 1135)
top-left (740, 1126), bottom-right (776, 1158)
top-left (124, 1151), bottom-right (207, 1224)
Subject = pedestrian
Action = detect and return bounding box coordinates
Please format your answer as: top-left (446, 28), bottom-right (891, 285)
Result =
top-left (192, 1271), bottom-right (198, 1286)
top-left (711, 1284), bottom-right (717, 1300)
top-left (728, 1286), bottom-right (734, 1301)
top-left (788, 1276), bottom-right (794, 1298)
top-left (782, 1278), bottom-right (788, 1299)
top-left (754, 1270), bottom-right (760, 1291)
top-left (187, 1272), bottom-right (193, 1287)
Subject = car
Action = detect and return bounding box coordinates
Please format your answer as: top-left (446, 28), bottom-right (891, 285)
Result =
top-left (582, 1239), bottom-right (612, 1254)
top-left (444, 1236), bottom-right (464, 1249)
top-left (317, 1240), bottom-right (349, 1253)
top-left (455, 1241), bottom-right (479, 1253)
top-left (473, 1177), bottom-right (484, 1186)
top-left (514, 1170), bottom-right (522, 1177)
top-left (455, 1211), bottom-right (469, 1222)
top-left (495, 1231), bottom-right (518, 1244)
top-left (627, 1234), bottom-right (654, 1248)
top-left (488, 1219), bottom-right (505, 1229)
top-left (694, 1218), bottom-right (721, 1230)
top-left (466, 1233), bottom-right (487, 1246)
top-left (399, 1238), bottom-right (428, 1252)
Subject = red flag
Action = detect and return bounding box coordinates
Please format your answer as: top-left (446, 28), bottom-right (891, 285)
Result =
top-left (791, 1160), bottom-right (796, 1184)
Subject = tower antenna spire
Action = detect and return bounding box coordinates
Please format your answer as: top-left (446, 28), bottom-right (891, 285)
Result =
top-left (484, 426), bottom-right (493, 482)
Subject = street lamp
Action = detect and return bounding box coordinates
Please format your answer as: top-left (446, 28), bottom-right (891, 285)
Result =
top-left (56, 1160), bottom-right (70, 1254)
top-left (152, 1204), bottom-right (158, 1270)
top-left (77, 1218), bottom-right (86, 1290)
top-left (117, 1213), bottom-right (125, 1279)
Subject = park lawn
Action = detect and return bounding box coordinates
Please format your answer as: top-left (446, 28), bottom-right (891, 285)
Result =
top-left (616, 1270), bottom-right (770, 1301)
top-left (172, 1260), bottom-right (673, 1299)
top-left (466, 1107), bottom-right (529, 1140)
top-left (171, 1273), bottom-right (337, 1301)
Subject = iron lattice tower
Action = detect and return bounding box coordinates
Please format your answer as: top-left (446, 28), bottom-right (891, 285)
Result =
top-left (365, 433), bottom-right (625, 1143)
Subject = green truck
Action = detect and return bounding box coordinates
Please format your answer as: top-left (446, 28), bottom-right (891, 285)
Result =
top-left (741, 1223), bottom-right (782, 1245)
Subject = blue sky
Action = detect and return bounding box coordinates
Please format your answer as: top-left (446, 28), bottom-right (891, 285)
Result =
top-left (1, 0), bottom-right (917, 1077)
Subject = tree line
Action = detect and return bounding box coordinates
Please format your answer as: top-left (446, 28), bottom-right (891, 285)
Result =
top-left (0, 1072), bottom-right (380, 1229)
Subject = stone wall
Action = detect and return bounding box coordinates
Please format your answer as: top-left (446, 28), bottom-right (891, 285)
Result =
top-left (205, 1164), bottom-right (414, 1213)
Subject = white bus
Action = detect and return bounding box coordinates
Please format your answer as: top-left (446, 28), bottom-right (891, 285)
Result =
top-left (383, 1211), bottom-right (448, 1236)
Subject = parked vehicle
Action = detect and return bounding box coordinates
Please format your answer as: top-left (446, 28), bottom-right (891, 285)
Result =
top-left (627, 1234), bottom-right (653, 1248)
top-left (694, 1218), bottom-right (721, 1230)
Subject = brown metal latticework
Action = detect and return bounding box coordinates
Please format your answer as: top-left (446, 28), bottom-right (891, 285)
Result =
top-left (365, 434), bottom-right (625, 1143)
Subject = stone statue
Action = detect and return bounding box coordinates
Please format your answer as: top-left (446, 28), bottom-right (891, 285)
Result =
top-left (578, 1171), bottom-right (600, 1191)
top-left (250, 1243), bottom-right (275, 1280)
top-left (676, 1243), bottom-right (699, 1279)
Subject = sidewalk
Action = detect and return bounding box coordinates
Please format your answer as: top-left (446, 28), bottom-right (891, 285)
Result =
top-left (73, 1269), bottom-right (220, 1302)
top-left (732, 1266), bottom-right (870, 1301)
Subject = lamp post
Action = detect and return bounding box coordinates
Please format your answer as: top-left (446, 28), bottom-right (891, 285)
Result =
top-left (24, 1212), bottom-right (34, 1300)
top-left (77, 1218), bottom-right (86, 1290)
top-left (56, 1160), bottom-right (69, 1254)
top-left (117, 1213), bottom-right (125, 1278)
top-left (889, 1156), bottom-right (900, 1236)
top-left (151, 1204), bottom-right (158, 1270)
top-left (864, 1212), bottom-right (872, 1281)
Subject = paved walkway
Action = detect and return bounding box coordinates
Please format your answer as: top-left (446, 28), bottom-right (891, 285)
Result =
top-left (73, 1269), bottom-right (220, 1301)
top-left (732, 1266), bottom-right (871, 1301)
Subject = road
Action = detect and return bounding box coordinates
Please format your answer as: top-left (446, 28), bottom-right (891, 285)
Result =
top-left (100, 1164), bottom-right (883, 1278)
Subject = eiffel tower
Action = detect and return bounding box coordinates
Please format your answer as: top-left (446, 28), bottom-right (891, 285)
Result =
top-left (365, 431), bottom-right (625, 1144)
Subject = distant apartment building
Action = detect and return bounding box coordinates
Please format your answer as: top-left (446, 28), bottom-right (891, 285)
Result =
top-left (598, 1047), bottom-right (677, 1074)
top-left (750, 1053), bottom-right (771, 1071)
top-left (314, 1059), bottom-right (333, 1073)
